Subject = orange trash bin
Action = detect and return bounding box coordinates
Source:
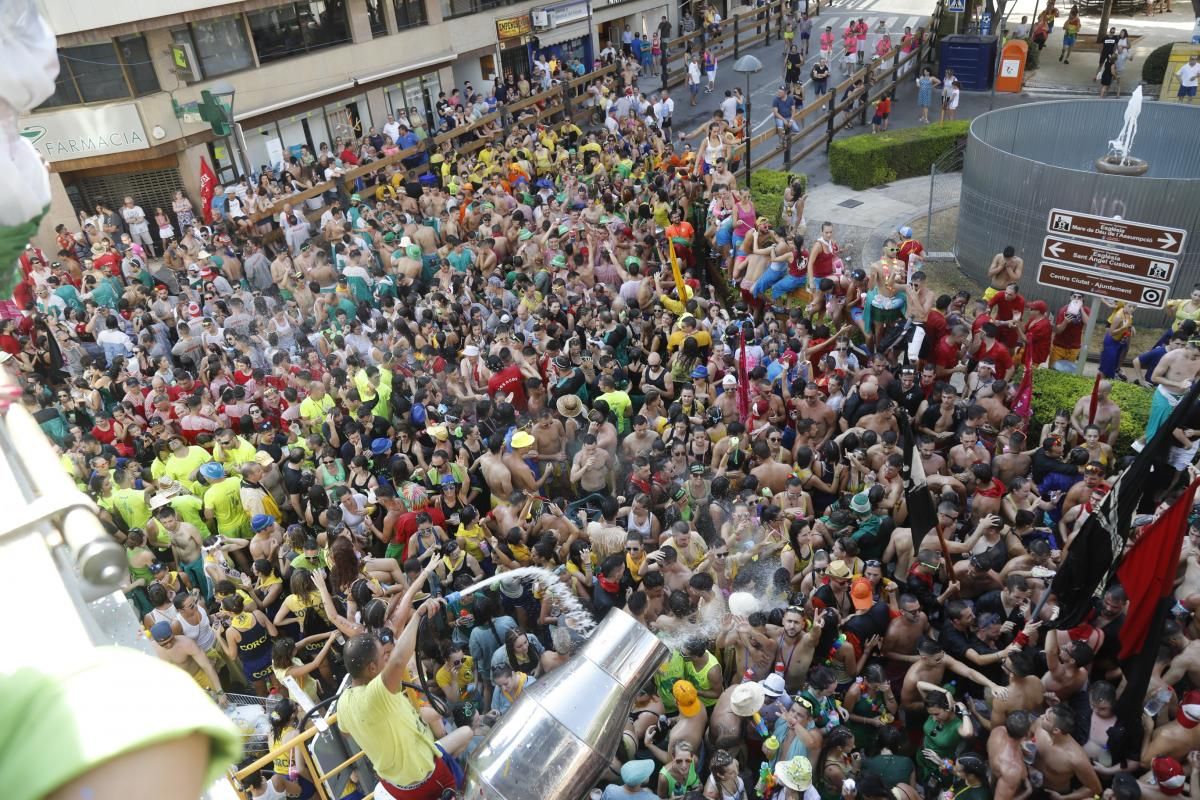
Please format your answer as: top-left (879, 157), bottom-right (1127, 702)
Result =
top-left (995, 39), bottom-right (1028, 92)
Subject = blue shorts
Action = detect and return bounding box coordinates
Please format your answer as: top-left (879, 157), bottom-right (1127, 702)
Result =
top-left (733, 233), bottom-right (746, 256)
top-left (1179, 85), bottom-right (1198, 97)
top-left (715, 220), bottom-right (734, 247)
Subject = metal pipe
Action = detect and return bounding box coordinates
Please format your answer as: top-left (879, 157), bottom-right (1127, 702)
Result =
top-left (461, 608), bottom-right (668, 800)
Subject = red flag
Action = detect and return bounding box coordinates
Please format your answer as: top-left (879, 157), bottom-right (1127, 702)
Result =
top-left (1115, 475), bottom-right (1200, 660)
top-left (199, 157), bottom-right (217, 224)
top-left (736, 327), bottom-right (750, 424)
top-left (1087, 372), bottom-right (1101, 426)
top-left (1012, 344), bottom-right (1034, 425)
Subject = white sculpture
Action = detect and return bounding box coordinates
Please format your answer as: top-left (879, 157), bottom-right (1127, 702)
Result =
top-left (1107, 86), bottom-right (1142, 166)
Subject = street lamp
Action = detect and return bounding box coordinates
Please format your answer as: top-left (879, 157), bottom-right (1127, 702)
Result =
top-left (207, 80), bottom-right (252, 178)
top-left (733, 55), bottom-right (763, 188)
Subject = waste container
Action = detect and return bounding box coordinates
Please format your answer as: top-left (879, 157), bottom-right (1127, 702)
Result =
top-left (939, 34), bottom-right (998, 91)
top-left (995, 39), bottom-right (1028, 92)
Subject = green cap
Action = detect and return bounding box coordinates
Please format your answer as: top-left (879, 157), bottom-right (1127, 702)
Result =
top-left (518, 230), bottom-right (534, 241)
top-left (383, 232), bottom-right (396, 243)
top-left (351, 193), bottom-right (362, 202)
top-left (625, 256), bottom-right (642, 267)
top-left (551, 254), bottom-right (567, 267)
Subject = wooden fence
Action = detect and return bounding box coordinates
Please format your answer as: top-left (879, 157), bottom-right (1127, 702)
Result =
top-left (247, 0), bottom-right (944, 234)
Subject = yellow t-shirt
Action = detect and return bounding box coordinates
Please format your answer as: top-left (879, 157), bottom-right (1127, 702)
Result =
top-left (203, 477), bottom-right (249, 537)
top-left (336, 674), bottom-right (439, 786)
top-left (435, 656), bottom-right (476, 701)
top-left (456, 523), bottom-right (487, 561)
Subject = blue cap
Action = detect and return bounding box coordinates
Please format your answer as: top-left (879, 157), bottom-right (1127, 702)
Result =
top-left (150, 621), bottom-right (174, 642)
top-left (251, 514), bottom-right (275, 532)
top-left (199, 462), bottom-right (225, 481)
top-left (691, 365), bottom-right (709, 379)
top-left (370, 437), bottom-right (392, 455)
top-left (621, 760), bottom-right (656, 787)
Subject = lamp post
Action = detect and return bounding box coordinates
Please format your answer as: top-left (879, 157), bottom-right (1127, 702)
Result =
top-left (208, 80), bottom-right (252, 178)
top-left (733, 55), bottom-right (763, 188)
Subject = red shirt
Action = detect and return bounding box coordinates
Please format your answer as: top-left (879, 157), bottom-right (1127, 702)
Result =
top-left (898, 239), bottom-right (924, 266)
top-left (487, 364), bottom-right (527, 411)
top-left (924, 310), bottom-right (947, 353)
top-left (932, 334), bottom-right (963, 370)
top-left (1053, 306), bottom-right (1090, 350)
top-left (1025, 316), bottom-right (1053, 365)
top-left (396, 507), bottom-right (447, 560)
top-left (93, 252), bottom-right (121, 277)
top-left (987, 293), bottom-right (1025, 324)
top-left (976, 339), bottom-right (1013, 378)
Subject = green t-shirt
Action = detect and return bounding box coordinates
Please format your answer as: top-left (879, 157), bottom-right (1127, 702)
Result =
top-left (203, 477), bottom-right (250, 538)
top-left (0, 646), bottom-right (240, 800)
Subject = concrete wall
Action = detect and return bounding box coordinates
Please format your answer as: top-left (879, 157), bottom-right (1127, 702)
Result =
top-left (957, 100), bottom-right (1200, 322)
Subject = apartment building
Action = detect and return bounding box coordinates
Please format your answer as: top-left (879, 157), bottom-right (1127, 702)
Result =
top-left (26, 0), bottom-right (673, 251)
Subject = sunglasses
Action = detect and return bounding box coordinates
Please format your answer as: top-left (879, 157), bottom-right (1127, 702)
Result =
top-left (626, 546), bottom-right (642, 552)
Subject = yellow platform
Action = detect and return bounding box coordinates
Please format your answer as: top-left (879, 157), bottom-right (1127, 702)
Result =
top-left (1159, 42), bottom-right (1200, 102)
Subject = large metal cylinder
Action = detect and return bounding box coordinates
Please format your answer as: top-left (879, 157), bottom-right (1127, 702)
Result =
top-left (461, 609), bottom-right (668, 800)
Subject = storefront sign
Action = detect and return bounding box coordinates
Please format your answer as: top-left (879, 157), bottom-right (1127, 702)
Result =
top-left (496, 14), bottom-right (533, 39)
top-left (535, 0), bottom-right (591, 27)
top-left (20, 103), bottom-right (149, 163)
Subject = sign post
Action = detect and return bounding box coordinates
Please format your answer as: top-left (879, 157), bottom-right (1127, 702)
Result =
top-left (1040, 208), bottom-right (1185, 374)
top-left (948, 0), bottom-right (965, 34)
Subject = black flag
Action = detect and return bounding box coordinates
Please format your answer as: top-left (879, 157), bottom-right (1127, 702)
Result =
top-left (1049, 378), bottom-right (1200, 629)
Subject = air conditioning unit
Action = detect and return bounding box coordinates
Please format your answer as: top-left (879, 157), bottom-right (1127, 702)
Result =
top-left (532, 10), bottom-right (550, 28)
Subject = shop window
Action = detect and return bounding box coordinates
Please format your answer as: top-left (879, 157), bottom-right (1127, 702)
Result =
top-left (247, 5), bottom-right (305, 63)
top-left (249, 1), bottom-right (351, 61)
top-left (116, 35), bottom-right (161, 96)
top-left (441, 0), bottom-right (515, 21)
top-left (175, 16), bottom-right (254, 78)
top-left (67, 43), bottom-right (129, 103)
top-left (393, 0), bottom-right (428, 30)
top-left (367, 0), bottom-right (390, 36)
top-left (37, 36), bottom-right (163, 109)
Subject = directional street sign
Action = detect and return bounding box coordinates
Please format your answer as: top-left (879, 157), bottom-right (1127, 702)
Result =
top-left (1037, 262), bottom-right (1170, 309)
top-left (947, 0), bottom-right (965, 12)
top-left (1041, 235), bottom-right (1178, 284)
top-left (1046, 208), bottom-right (1186, 255)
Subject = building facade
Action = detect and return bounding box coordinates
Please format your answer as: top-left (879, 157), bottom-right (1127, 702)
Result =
top-left (27, 0), bottom-right (673, 252)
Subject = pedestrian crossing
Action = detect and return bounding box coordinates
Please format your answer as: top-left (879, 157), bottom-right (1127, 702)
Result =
top-left (750, 12), bottom-right (927, 131)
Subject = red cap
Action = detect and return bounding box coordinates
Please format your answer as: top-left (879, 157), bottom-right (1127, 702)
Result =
top-left (1178, 690), bottom-right (1200, 728)
top-left (1153, 757), bottom-right (1186, 794)
top-left (1029, 300), bottom-right (1048, 313)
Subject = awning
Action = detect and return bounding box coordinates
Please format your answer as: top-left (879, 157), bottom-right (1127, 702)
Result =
top-left (535, 20), bottom-right (591, 48)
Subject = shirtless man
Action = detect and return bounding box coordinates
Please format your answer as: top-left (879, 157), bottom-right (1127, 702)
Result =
top-left (976, 381), bottom-right (1012, 432)
top-left (716, 613), bottom-right (780, 683)
top-left (149, 621), bottom-right (226, 698)
top-left (904, 270), bottom-right (935, 363)
top-left (987, 246), bottom-right (1024, 295)
top-left (768, 606), bottom-right (824, 693)
top-left (900, 636), bottom-right (1003, 713)
top-left (1043, 628), bottom-right (1093, 707)
top-left (1142, 695), bottom-right (1200, 762)
top-left (531, 408), bottom-right (568, 480)
top-left (988, 711), bottom-right (1033, 800)
top-left (1033, 705), bottom-right (1102, 800)
top-left (989, 647), bottom-right (1045, 728)
top-left (883, 593), bottom-right (930, 685)
top-left (993, 431), bottom-right (1033, 487)
top-left (149, 505), bottom-right (207, 595)
top-left (1146, 339), bottom-right (1200, 444)
top-left (247, 515), bottom-right (281, 562)
top-left (390, 237), bottom-right (423, 286)
top-left (750, 440), bottom-right (793, 495)
top-left (858, 397), bottom-right (900, 437)
top-left (796, 381), bottom-right (837, 443)
top-left (1071, 379), bottom-right (1121, 444)
top-left (867, 239), bottom-right (906, 349)
top-left (477, 434), bottom-right (514, 503)
top-left (621, 416), bottom-right (660, 461)
top-left (570, 434), bottom-right (615, 497)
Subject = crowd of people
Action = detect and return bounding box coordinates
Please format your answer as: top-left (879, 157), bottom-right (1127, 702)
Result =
top-left (9, 26), bottom-right (1200, 800)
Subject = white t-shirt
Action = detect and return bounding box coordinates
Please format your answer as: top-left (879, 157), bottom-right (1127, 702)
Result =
top-left (1177, 62), bottom-right (1200, 87)
top-left (720, 95), bottom-right (738, 121)
top-left (121, 205), bottom-right (149, 232)
top-left (655, 97), bottom-right (675, 123)
top-left (383, 120), bottom-right (401, 141)
top-left (688, 62), bottom-right (702, 85)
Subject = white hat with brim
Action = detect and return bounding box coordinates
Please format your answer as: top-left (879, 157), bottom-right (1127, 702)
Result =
top-left (729, 681), bottom-right (766, 717)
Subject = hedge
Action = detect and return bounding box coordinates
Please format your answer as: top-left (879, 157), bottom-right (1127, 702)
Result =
top-left (749, 170), bottom-right (808, 228)
top-left (1028, 368), bottom-right (1151, 452)
top-left (1142, 43), bottom-right (1174, 86)
top-left (828, 121), bottom-right (970, 190)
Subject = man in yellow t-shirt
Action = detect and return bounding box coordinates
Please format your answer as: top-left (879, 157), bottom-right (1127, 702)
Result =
top-left (298, 383), bottom-right (335, 431)
top-left (201, 462), bottom-right (250, 540)
top-left (338, 594), bottom-right (473, 798)
top-left (163, 436), bottom-right (212, 494)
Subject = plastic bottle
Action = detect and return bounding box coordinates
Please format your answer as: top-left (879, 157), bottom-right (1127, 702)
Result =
top-left (1144, 688), bottom-right (1172, 717)
top-left (756, 762), bottom-right (771, 796)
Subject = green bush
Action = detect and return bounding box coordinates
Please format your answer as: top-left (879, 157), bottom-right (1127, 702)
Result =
top-left (1025, 38), bottom-right (1040, 72)
top-left (1028, 368), bottom-right (1150, 452)
top-left (828, 121), bottom-right (970, 190)
top-left (749, 170), bottom-right (808, 227)
top-left (1142, 43), bottom-right (1174, 85)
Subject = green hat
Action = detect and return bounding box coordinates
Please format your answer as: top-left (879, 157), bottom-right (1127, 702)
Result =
top-left (518, 230), bottom-right (534, 241)
top-left (625, 256), bottom-right (642, 267)
top-left (551, 254), bottom-right (567, 267)
top-left (383, 232), bottom-right (396, 243)
top-left (405, 244), bottom-right (422, 259)
top-left (558, 225), bottom-right (570, 236)
top-left (350, 193), bottom-right (362, 202)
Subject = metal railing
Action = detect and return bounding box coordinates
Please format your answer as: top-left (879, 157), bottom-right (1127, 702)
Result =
top-left (228, 711), bottom-right (375, 800)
